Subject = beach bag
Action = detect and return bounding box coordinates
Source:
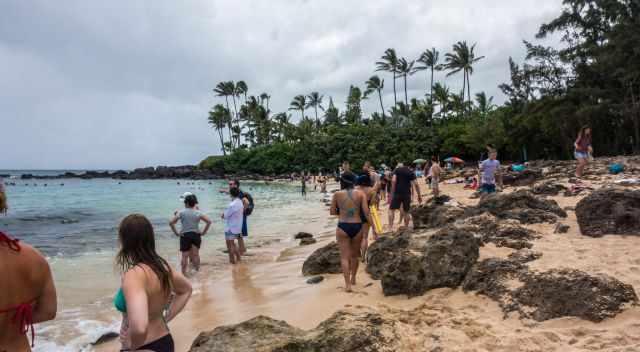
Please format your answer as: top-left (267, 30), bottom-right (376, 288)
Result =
top-left (511, 164), bottom-right (526, 172)
top-left (609, 163), bottom-right (624, 174)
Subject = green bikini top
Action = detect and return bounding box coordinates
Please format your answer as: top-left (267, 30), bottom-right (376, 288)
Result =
top-left (114, 287), bottom-right (127, 313)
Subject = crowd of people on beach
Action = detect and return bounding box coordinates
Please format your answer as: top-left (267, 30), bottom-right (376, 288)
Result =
top-left (0, 126), bottom-right (593, 351)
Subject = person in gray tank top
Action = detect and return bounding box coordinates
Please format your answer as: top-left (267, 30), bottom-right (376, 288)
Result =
top-left (169, 193), bottom-right (212, 276)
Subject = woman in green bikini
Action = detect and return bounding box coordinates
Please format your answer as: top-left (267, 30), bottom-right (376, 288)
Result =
top-left (115, 214), bottom-right (192, 352)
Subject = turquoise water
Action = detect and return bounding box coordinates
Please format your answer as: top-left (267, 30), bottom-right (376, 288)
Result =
top-left (1, 172), bottom-right (330, 351)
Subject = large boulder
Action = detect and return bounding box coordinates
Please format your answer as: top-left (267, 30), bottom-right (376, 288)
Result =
top-left (302, 242), bottom-right (341, 276)
top-left (460, 214), bottom-right (540, 249)
top-left (462, 258), bottom-right (528, 314)
top-left (576, 188), bottom-right (640, 237)
top-left (375, 227), bottom-right (480, 297)
top-left (365, 231), bottom-right (411, 280)
top-left (411, 202), bottom-right (465, 230)
top-left (189, 307), bottom-right (404, 352)
top-left (467, 190), bottom-right (567, 224)
top-left (531, 181), bottom-right (567, 196)
top-left (502, 169), bottom-right (541, 187)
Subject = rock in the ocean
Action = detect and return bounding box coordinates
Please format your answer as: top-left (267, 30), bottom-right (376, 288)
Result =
top-left (379, 227), bottom-right (479, 297)
top-left (576, 188), bottom-right (640, 237)
top-left (294, 232), bottom-right (314, 240)
top-left (189, 308), bottom-right (404, 352)
top-left (411, 202), bottom-right (465, 230)
top-left (306, 276), bottom-right (324, 284)
top-left (302, 242), bottom-right (341, 276)
top-left (467, 190), bottom-right (567, 224)
top-left (514, 269), bottom-right (638, 322)
top-left (299, 237), bottom-right (317, 246)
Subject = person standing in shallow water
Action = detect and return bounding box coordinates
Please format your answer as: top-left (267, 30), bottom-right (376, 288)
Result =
top-left (301, 172), bottom-right (307, 198)
top-left (115, 214), bottom-right (192, 352)
top-left (222, 188), bottom-right (244, 264)
top-left (330, 172), bottom-right (373, 292)
top-left (169, 194), bottom-right (212, 276)
top-left (574, 126), bottom-right (592, 178)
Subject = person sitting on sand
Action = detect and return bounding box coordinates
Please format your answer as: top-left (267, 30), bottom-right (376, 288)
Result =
top-left (115, 214), bottom-right (192, 352)
top-left (169, 193), bottom-right (212, 276)
top-left (330, 173), bottom-right (373, 292)
top-left (429, 156), bottom-right (442, 197)
top-left (479, 150), bottom-right (502, 195)
top-left (574, 125), bottom-right (592, 178)
top-left (0, 230), bottom-right (57, 351)
top-left (222, 187), bottom-right (244, 264)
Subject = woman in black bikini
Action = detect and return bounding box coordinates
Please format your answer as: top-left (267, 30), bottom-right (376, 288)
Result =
top-left (330, 173), bottom-right (372, 292)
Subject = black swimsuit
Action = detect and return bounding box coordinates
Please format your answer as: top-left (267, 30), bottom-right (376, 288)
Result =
top-left (121, 334), bottom-right (174, 352)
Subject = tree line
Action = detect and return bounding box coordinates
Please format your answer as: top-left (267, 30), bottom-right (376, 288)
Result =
top-left (203, 0), bottom-right (639, 175)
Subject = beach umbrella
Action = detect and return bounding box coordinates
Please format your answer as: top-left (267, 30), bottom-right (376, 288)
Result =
top-left (444, 157), bottom-right (464, 164)
top-left (413, 158), bottom-right (427, 164)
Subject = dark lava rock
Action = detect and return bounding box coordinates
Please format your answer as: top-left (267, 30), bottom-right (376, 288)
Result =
top-left (576, 188), bottom-right (640, 237)
top-left (294, 232), bottom-right (314, 239)
top-left (467, 190), bottom-right (567, 224)
top-left (507, 249), bottom-right (542, 264)
top-left (299, 237), bottom-right (317, 246)
top-left (380, 227), bottom-right (479, 297)
top-left (189, 308), bottom-right (401, 352)
top-left (531, 182), bottom-right (567, 196)
top-left (463, 258), bottom-right (527, 313)
top-left (460, 215), bottom-right (540, 250)
top-left (411, 203), bottom-right (464, 230)
top-left (365, 231), bottom-right (411, 280)
top-left (302, 242), bottom-right (341, 276)
top-left (514, 269), bottom-right (638, 322)
top-left (554, 223), bottom-right (570, 234)
top-left (502, 169), bottom-right (541, 187)
top-left (306, 276), bottom-right (324, 284)
top-left (92, 331), bottom-right (119, 345)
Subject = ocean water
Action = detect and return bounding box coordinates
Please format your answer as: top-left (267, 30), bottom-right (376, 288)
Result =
top-left (0, 172), bottom-right (329, 351)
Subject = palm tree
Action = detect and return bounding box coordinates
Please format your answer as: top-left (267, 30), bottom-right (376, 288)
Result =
top-left (432, 83), bottom-right (450, 118)
top-left (397, 57), bottom-right (414, 106)
top-left (208, 104), bottom-right (229, 155)
top-left (236, 81), bottom-right (248, 103)
top-left (475, 92), bottom-right (496, 115)
top-left (213, 81), bottom-right (235, 150)
top-left (289, 95), bottom-right (307, 121)
top-left (306, 92), bottom-right (325, 127)
top-left (413, 48), bottom-right (440, 104)
top-left (364, 75), bottom-right (385, 120)
top-left (444, 41), bottom-right (485, 111)
top-left (375, 48), bottom-right (400, 106)
top-left (259, 92), bottom-right (271, 110)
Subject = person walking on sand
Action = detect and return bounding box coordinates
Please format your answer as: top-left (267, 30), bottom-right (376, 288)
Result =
top-left (388, 163), bottom-right (422, 231)
top-left (330, 173), bottom-right (373, 292)
top-left (574, 126), bottom-right (592, 178)
top-left (479, 150), bottom-right (502, 195)
top-left (430, 156), bottom-right (442, 197)
top-left (222, 188), bottom-right (244, 264)
top-left (0, 230), bottom-right (57, 351)
top-left (169, 194), bottom-right (212, 276)
top-left (356, 173), bottom-right (381, 260)
top-left (115, 214), bottom-right (192, 352)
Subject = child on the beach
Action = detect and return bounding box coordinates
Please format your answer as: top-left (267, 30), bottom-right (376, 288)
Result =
top-left (429, 156), bottom-right (442, 197)
top-left (222, 187), bottom-right (244, 264)
top-left (479, 150), bottom-right (502, 195)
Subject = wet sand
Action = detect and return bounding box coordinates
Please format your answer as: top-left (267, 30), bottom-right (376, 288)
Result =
top-left (97, 178), bottom-right (640, 351)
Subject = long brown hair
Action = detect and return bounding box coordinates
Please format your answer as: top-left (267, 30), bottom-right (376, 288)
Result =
top-left (578, 125), bottom-right (591, 140)
top-left (116, 214), bottom-right (172, 294)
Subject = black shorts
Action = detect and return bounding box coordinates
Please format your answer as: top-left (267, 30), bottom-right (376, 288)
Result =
top-left (180, 231), bottom-right (202, 252)
top-left (390, 193), bottom-right (411, 212)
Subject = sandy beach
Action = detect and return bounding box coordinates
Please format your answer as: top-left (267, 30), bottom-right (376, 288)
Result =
top-left (92, 165), bottom-right (640, 351)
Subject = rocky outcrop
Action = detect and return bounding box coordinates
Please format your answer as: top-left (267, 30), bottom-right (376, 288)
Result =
top-left (19, 165), bottom-right (225, 180)
top-left (411, 202), bottom-right (465, 230)
top-left (467, 190), bottom-right (567, 224)
top-left (302, 242), bottom-right (341, 276)
top-left (367, 227), bottom-right (479, 297)
top-left (460, 214), bottom-right (540, 249)
top-left (576, 188), bottom-right (640, 237)
top-left (189, 308), bottom-right (404, 352)
top-left (294, 232), bottom-right (313, 240)
top-left (502, 169), bottom-right (541, 187)
top-left (299, 237), bottom-right (317, 246)
top-left (531, 181), bottom-right (567, 196)
top-left (464, 260), bottom-right (638, 322)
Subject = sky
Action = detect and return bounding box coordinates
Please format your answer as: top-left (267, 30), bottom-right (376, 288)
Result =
top-left (0, 0), bottom-right (563, 170)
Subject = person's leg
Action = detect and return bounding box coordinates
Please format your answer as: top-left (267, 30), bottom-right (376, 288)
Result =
top-left (239, 216), bottom-right (248, 255)
top-left (360, 223), bottom-right (370, 260)
top-left (350, 232), bottom-right (363, 285)
top-left (190, 246), bottom-right (200, 271)
top-left (336, 228), bottom-right (353, 292)
top-left (225, 240), bottom-right (237, 264)
top-left (388, 210), bottom-right (395, 232)
top-left (403, 198), bottom-right (412, 228)
top-left (180, 251), bottom-right (189, 275)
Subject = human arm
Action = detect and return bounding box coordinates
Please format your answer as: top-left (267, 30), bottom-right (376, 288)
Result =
top-left (165, 268), bottom-right (192, 322)
top-left (32, 254), bottom-right (57, 323)
top-left (496, 162), bottom-right (503, 189)
top-left (330, 193), bottom-right (338, 216)
top-left (412, 180), bottom-right (422, 204)
top-left (169, 214), bottom-right (180, 237)
top-left (200, 213), bottom-right (212, 236)
top-left (360, 192), bottom-right (375, 234)
top-left (390, 175), bottom-right (397, 198)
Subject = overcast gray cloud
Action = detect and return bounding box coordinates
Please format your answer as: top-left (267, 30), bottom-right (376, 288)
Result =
top-left (0, 0), bottom-right (562, 169)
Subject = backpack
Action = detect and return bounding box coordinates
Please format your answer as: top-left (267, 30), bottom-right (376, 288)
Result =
top-left (609, 163), bottom-right (624, 174)
top-left (243, 191), bottom-right (255, 216)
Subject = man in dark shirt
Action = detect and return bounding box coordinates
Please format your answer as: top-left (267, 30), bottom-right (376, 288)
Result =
top-left (389, 163), bottom-right (422, 230)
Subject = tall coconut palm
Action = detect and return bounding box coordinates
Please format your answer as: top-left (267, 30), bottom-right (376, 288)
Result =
top-left (397, 57), bottom-right (414, 107)
top-left (306, 92), bottom-right (324, 127)
top-left (213, 81), bottom-right (235, 150)
top-left (364, 75), bottom-right (385, 120)
top-left (413, 48), bottom-right (440, 104)
top-left (432, 83), bottom-right (450, 118)
top-left (259, 92), bottom-right (271, 110)
top-left (375, 48), bottom-right (400, 106)
top-left (444, 41), bottom-right (485, 111)
top-left (208, 104), bottom-right (229, 155)
top-left (236, 81), bottom-right (248, 103)
top-left (289, 95), bottom-right (307, 121)
top-left (475, 92), bottom-right (496, 115)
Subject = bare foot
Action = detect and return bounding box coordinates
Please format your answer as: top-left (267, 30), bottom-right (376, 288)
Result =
top-left (345, 285), bottom-right (353, 293)
top-left (350, 277), bottom-right (356, 285)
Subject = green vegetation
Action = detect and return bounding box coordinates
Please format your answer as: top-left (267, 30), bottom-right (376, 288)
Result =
top-left (203, 0), bottom-right (640, 175)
